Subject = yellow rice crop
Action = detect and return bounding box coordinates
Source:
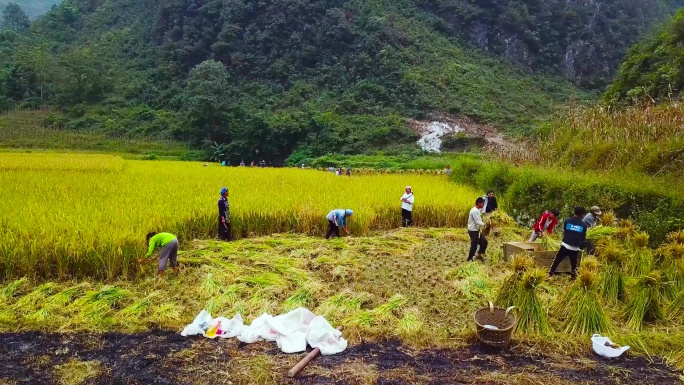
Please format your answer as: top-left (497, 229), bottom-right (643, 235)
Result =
top-left (0, 153), bottom-right (478, 279)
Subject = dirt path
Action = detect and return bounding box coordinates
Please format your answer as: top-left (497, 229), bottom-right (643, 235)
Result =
top-left (0, 331), bottom-right (680, 384)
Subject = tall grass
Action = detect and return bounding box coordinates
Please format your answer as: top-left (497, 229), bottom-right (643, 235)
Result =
top-left (493, 102), bottom-right (684, 178)
top-left (0, 153), bottom-right (478, 279)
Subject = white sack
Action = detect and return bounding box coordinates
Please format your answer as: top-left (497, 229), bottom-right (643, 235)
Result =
top-left (266, 307), bottom-right (316, 353)
top-left (237, 313), bottom-right (277, 343)
top-left (180, 309), bottom-right (213, 337)
top-left (307, 316), bottom-right (348, 355)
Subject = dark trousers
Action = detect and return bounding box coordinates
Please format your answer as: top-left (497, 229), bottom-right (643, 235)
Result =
top-left (584, 240), bottom-right (596, 256)
top-left (468, 230), bottom-right (488, 261)
top-left (325, 220), bottom-right (340, 239)
top-left (402, 209), bottom-right (413, 227)
top-left (549, 245), bottom-right (579, 277)
top-left (218, 216), bottom-right (231, 241)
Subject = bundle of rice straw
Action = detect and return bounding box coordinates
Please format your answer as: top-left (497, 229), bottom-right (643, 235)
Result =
top-left (486, 211), bottom-right (516, 227)
top-left (515, 268), bottom-right (552, 334)
top-left (586, 226), bottom-right (619, 242)
top-left (557, 267), bottom-right (612, 335)
top-left (597, 243), bottom-right (627, 303)
top-left (624, 271), bottom-right (666, 330)
top-left (495, 254), bottom-right (535, 307)
top-left (539, 236), bottom-right (561, 251)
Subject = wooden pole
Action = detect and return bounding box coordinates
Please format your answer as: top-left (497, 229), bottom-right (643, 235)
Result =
top-left (287, 347), bottom-right (320, 378)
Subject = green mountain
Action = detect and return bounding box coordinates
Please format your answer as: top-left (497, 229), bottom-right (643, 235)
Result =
top-left (606, 8), bottom-right (684, 103)
top-left (0, 0), bottom-right (59, 19)
top-left (1, 0), bottom-right (682, 161)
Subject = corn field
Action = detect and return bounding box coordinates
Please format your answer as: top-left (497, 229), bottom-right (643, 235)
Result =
top-left (0, 153), bottom-right (478, 279)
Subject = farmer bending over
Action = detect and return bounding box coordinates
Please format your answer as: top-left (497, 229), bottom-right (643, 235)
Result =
top-left (140, 232), bottom-right (179, 275)
top-left (467, 197), bottom-right (488, 262)
top-left (326, 209), bottom-right (353, 239)
top-left (529, 209), bottom-right (560, 242)
top-left (547, 206), bottom-right (588, 280)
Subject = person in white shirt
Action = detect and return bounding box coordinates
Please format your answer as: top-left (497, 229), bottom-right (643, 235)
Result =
top-left (400, 186), bottom-right (415, 227)
top-left (467, 197), bottom-right (488, 261)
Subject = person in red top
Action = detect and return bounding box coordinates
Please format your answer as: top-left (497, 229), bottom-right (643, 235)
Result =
top-left (528, 209), bottom-right (560, 242)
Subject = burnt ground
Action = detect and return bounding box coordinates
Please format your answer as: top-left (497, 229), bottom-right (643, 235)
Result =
top-left (0, 331), bottom-right (681, 385)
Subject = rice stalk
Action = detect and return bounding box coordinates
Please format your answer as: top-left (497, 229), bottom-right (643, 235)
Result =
top-left (668, 289), bottom-right (684, 322)
top-left (666, 230), bottom-right (684, 245)
top-left (0, 277), bottom-right (28, 301)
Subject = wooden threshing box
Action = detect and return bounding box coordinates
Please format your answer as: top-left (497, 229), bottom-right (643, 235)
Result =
top-left (502, 242), bottom-right (579, 273)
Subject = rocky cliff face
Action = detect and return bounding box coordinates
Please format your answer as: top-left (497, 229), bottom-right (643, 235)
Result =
top-left (416, 0), bottom-right (684, 88)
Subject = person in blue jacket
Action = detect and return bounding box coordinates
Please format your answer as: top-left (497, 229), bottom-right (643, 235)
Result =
top-left (325, 209), bottom-right (353, 239)
top-left (548, 206), bottom-right (588, 280)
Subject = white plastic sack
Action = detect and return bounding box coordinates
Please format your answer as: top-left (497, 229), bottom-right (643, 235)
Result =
top-left (180, 309), bottom-right (213, 337)
top-left (181, 308), bottom-right (347, 355)
top-left (205, 314), bottom-right (246, 339)
top-left (237, 313), bottom-right (277, 343)
top-left (307, 316), bottom-right (348, 355)
top-left (267, 307), bottom-right (316, 353)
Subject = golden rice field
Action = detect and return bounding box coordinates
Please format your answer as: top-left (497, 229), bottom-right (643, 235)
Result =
top-left (0, 153), bottom-right (479, 279)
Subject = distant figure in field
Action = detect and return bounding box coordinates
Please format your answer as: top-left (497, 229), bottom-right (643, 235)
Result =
top-left (218, 187), bottom-right (231, 241)
top-left (346, 167), bottom-right (351, 176)
top-left (140, 232), bottom-right (179, 275)
top-left (240, 160), bottom-right (245, 167)
top-left (250, 161), bottom-right (255, 167)
top-left (221, 160), bottom-right (226, 167)
top-left (301, 163), bottom-right (305, 169)
top-left (445, 165), bottom-right (452, 176)
top-left (467, 197), bottom-right (488, 262)
top-left (260, 160), bottom-right (266, 168)
top-left (529, 209), bottom-right (560, 242)
top-left (401, 186), bottom-right (414, 227)
top-left (325, 209), bottom-right (353, 239)
top-left (548, 206), bottom-right (588, 280)
top-left (482, 190), bottom-right (498, 214)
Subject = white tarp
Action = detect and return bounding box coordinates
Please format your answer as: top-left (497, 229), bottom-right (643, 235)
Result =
top-left (180, 307), bottom-right (347, 355)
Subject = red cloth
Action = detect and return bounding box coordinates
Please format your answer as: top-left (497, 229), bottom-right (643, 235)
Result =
top-left (533, 211), bottom-right (558, 234)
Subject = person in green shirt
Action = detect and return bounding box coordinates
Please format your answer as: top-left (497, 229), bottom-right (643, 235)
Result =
top-left (139, 232), bottom-right (179, 275)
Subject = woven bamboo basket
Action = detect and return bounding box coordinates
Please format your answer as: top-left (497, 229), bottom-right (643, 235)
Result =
top-left (474, 301), bottom-right (516, 348)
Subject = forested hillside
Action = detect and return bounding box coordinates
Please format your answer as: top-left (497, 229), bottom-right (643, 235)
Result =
top-left (606, 8), bottom-right (684, 103)
top-left (0, 0), bottom-right (58, 19)
top-left (0, 0), bottom-right (681, 161)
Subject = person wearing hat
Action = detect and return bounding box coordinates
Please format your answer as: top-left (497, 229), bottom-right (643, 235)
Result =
top-left (325, 209), bottom-right (353, 239)
top-left (582, 206), bottom-right (602, 255)
top-left (547, 206), bottom-right (588, 280)
top-left (218, 187), bottom-right (231, 241)
top-left (400, 186), bottom-right (414, 227)
top-left (140, 232), bottom-right (179, 276)
top-left (583, 206), bottom-right (602, 228)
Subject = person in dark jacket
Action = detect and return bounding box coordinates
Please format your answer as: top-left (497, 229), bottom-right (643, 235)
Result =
top-left (218, 187), bottom-right (231, 241)
top-left (529, 209), bottom-right (560, 242)
top-left (547, 206), bottom-right (588, 280)
top-left (483, 190), bottom-right (498, 213)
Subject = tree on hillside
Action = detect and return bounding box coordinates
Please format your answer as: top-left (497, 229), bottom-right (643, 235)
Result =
top-left (2, 3), bottom-right (29, 32)
top-left (15, 39), bottom-right (52, 100)
top-left (183, 60), bottom-right (230, 142)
